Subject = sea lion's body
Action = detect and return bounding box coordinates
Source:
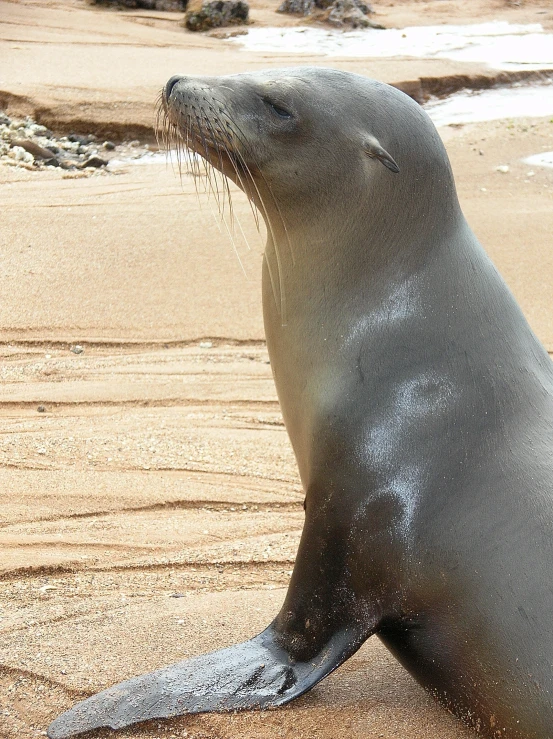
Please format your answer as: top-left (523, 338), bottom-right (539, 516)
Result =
top-left (48, 69), bottom-right (553, 739)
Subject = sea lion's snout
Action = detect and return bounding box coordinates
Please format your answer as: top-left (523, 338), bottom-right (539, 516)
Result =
top-left (164, 75), bottom-right (183, 102)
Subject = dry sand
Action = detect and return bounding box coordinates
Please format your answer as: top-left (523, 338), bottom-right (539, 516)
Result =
top-left (0, 0), bottom-right (552, 737)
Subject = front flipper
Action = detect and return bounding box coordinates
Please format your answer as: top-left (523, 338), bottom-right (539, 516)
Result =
top-left (47, 620), bottom-right (370, 739)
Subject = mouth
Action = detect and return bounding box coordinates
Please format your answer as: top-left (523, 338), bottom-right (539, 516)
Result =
top-left (184, 129), bottom-right (248, 181)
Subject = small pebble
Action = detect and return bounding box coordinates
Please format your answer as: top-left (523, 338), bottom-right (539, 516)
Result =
top-left (30, 124), bottom-right (51, 137)
top-left (37, 405), bottom-right (46, 413)
top-left (9, 145), bottom-right (34, 164)
top-left (81, 155), bottom-right (108, 169)
top-left (199, 341), bottom-right (213, 349)
top-left (496, 165), bottom-right (510, 174)
top-left (68, 133), bottom-right (94, 145)
top-left (70, 345), bottom-right (84, 354)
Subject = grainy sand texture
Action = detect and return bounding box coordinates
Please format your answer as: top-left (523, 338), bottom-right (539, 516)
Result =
top-left (0, 0), bottom-right (552, 736)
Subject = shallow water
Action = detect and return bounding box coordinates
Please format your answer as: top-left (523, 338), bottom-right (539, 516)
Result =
top-left (523, 151), bottom-right (553, 168)
top-left (424, 83), bottom-right (553, 126)
top-left (108, 150), bottom-right (171, 167)
top-left (231, 21), bottom-right (553, 71)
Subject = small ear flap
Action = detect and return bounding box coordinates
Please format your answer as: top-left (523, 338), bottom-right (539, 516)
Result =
top-left (364, 135), bottom-right (400, 174)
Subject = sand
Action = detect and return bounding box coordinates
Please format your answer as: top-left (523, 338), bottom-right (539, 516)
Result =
top-left (0, 0), bottom-right (552, 736)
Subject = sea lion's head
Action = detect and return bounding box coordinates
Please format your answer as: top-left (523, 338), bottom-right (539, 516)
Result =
top-left (159, 68), bottom-right (461, 259)
top-left (160, 69), bottom-right (407, 207)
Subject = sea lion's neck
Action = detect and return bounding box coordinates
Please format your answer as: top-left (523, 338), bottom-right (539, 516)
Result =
top-left (260, 152), bottom-right (463, 294)
top-left (263, 198), bottom-right (465, 315)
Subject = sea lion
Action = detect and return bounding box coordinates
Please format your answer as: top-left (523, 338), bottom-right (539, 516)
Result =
top-left (48, 68), bottom-right (553, 739)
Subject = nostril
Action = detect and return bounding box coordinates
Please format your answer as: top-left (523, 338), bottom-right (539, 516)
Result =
top-left (165, 75), bottom-right (182, 100)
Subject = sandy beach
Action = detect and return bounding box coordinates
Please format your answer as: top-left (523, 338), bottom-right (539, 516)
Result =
top-left (1, 0), bottom-right (552, 736)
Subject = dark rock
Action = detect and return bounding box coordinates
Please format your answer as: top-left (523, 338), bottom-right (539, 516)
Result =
top-left (150, 0), bottom-right (187, 7)
top-left (37, 405), bottom-right (46, 413)
top-left (278, 0), bottom-right (379, 23)
top-left (0, 113), bottom-right (11, 126)
top-left (327, 0), bottom-right (380, 27)
top-left (185, 0), bottom-right (248, 31)
top-left (103, 141), bottom-right (116, 150)
top-left (68, 133), bottom-right (96, 145)
top-left (81, 155), bottom-right (108, 168)
top-left (277, 0), bottom-right (333, 13)
top-left (277, 0), bottom-right (314, 13)
top-left (90, 0), bottom-right (187, 9)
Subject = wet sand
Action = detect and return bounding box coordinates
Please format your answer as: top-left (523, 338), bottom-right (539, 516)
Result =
top-left (0, 0), bottom-right (552, 737)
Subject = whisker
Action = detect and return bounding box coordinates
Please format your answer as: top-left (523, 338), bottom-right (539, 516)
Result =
top-left (193, 111), bottom-right (219, 202)
top-left (214, 103), bottom-right (292, 259)
top-left (203, 112), bottom-right (233, 225)
top-left (204, 108), bottom-right (264, 257)
top-left (214, 115), bottom-right (261, 240)
top-left (213, 109), bottom-right (288, 324)
top-left (200, 110), bottom-right (252, 274)
top-left (157, 92), bottom-right (279, 307)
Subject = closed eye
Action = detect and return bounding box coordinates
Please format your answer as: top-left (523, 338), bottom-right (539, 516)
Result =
top-left (263, 99), bottom-right (292, 119)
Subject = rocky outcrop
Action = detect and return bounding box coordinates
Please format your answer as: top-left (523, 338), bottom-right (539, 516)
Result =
top-left (277, 0), bottom-right (384, 29)
top-left (327, 0), bottom-right (382, 27)
top-left (91, 0), bottom-right (188, 11)
top-left (185, 0), bottom-right (249, 30)
top-left (276, 0), bottom-right (330, 14)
